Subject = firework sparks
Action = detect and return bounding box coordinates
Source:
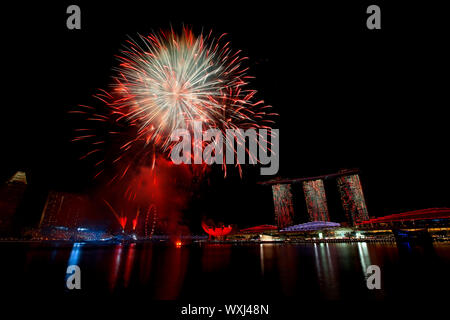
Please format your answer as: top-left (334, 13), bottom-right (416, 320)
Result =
top-left (72, 27), bottom-right (276, 179)
top-left (113, 28), bottom-right (273, 150)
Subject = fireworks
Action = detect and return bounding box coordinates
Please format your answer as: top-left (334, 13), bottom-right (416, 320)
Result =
top-left (72, 27), bottom-right (276, 179)
top-left (113, 27), bottom-right (273, 149)
top-left (68, 28), bottom-right (277, 235)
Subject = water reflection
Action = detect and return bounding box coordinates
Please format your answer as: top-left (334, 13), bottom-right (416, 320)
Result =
top-left (201, 244), bottom-right (232, 273)
top-left (65, 242), bottom-right (84, 290)
top-left (155, 244), bottom-right (189, 299)
top-left (260, 244), bottom-right (265, 275)
top-left (138, 243), bottom-right (153, 285)
top-left (259, 243), bottom-right (277, 276)
top-left (313, 243), bottom-right (339, 299)
top-left (123, 243), bottom-right (136, 288)
top-left (5, 241), bottom-right (448, 299)
top-left (67, 242), bottom-right (83, 266)
top-left (357, 242), bottom-right (371, 274)
top-left (274, 244), bottom-right (299, 296)
top-left (109, 244), bottom-right (123, 291)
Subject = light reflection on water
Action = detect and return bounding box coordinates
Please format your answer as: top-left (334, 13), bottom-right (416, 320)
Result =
top-left (357, 242), bottom-right (371, 275)
top-left (67, 242), bottom-right (83, 267)
top-left (2, 241), bottom-right (449, 299)
top-left (109, 243), bottom-right (123, 291)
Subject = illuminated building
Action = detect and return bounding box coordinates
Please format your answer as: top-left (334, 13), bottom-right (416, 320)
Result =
top-left (261, 169), bottom-right (368, 227)
top-left (336, 173), bottom-right (369, 225)
top-left (271, 183), bottom-right (295, 229)
top-left (239, 225), bottom-right (278, 233)
top-left (281, 221), bottom-right (340, 232)
top-left (0, 171), bottom-right (28, 235)
top-left (302, 179), bottom-right (330, 222)
top-left (202, 221), bottom-right (232, 239)
top-left (39, 191), bottom-right (87, 228)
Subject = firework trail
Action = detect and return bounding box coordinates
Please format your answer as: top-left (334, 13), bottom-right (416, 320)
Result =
top-left (71, 27), bottom-right (276, 180)
top-left (103, 198), bottom-right (127, 230)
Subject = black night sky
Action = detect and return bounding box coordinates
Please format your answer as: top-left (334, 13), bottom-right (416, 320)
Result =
top-left (2, 1), bottom-right (449, 231)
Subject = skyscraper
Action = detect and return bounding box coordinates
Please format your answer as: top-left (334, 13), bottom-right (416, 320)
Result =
top-left (336, 173), bottom-right (369, 225)
top-left (271, 183), bottom-right (295, 229)
top-left (39, 191), bottom-right (86, 228)
top-left (302, 179), bottom-right (330, 222)
top-left (0, 171), bottom-right (28, 235)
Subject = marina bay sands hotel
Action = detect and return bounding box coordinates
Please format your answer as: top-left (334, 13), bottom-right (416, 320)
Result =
top-left (260, 169), bottom-right (369, 228)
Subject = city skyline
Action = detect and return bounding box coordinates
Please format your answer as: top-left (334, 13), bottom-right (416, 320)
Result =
top-left (0, 2), bottom-right (448, 315)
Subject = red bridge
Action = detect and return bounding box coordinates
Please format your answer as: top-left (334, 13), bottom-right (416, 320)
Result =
top-left (358, 208), bottom-right (450, 225)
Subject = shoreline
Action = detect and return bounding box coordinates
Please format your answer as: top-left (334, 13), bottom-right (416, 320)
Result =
top-left (1, 238), bottom-right (449, 244)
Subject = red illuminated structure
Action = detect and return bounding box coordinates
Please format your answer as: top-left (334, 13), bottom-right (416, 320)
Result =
top-left (39, 191), bottom-right (88, 229)
top-left (202, 221), bottom-right (232, 239)
top-left (357, 208), bottom-right (450, 225)
top-left (260, 169), bottom-right (369, 227)
top-left (239, 225), bottom-right (278, 233)
top-left (336, 173), bottom-right (369, 225)
top-left (271, 184), bottom-right (295, 229)
top-left (302, 179), bottom-right (330, 222)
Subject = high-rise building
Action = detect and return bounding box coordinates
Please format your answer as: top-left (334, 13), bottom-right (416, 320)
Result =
top-left (302, 179), bottom-right (330, 222)
top-left (271, 183), bottom-right (295, 229)
top-left (0, 171), bottom-right (28, 235)
top-left (336, 173), bottom-right (369, 225)
top-left (39, 191), bottom-right (87, 228)
top-left (263, 169), bottom-right (368, 227)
